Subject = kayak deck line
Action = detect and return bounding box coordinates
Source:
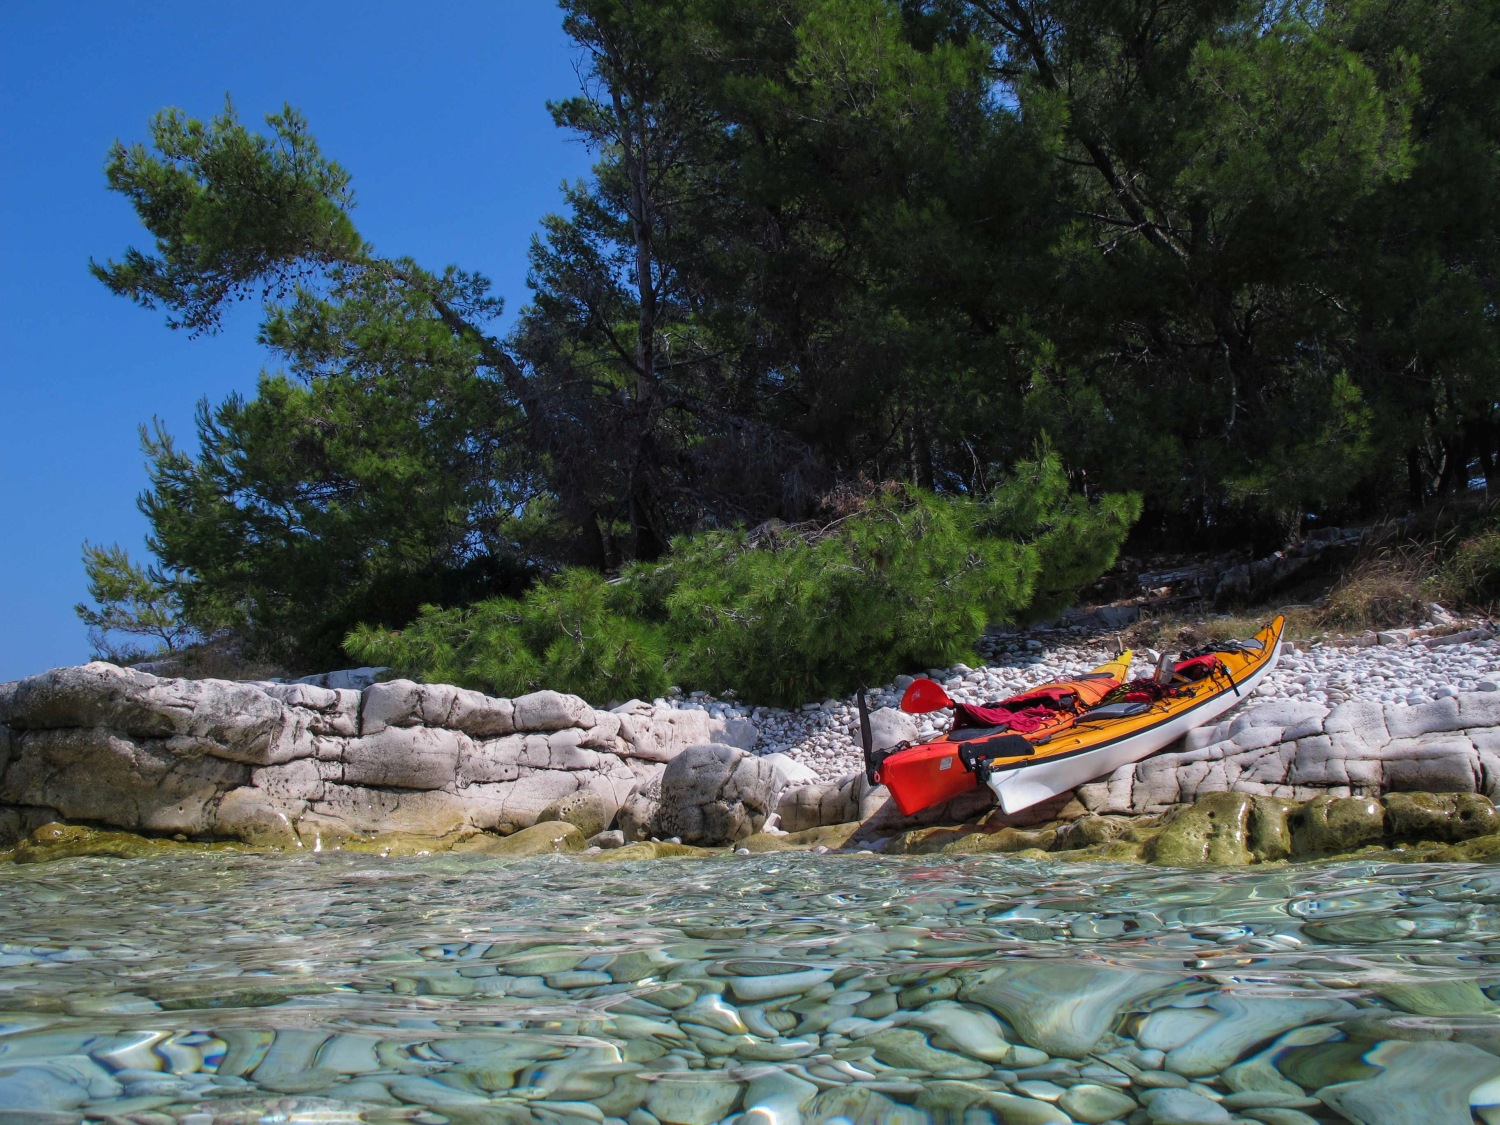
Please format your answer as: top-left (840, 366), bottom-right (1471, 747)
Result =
top-left (870, 617), bottom-right (1286, 817)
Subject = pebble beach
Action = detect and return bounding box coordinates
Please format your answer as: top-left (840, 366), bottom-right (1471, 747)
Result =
top-left (663, 619), bottom-right (1500, 783)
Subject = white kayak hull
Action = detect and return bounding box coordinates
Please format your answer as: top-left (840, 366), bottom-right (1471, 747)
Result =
top-left (986, 631), bottom-right (1284, 815)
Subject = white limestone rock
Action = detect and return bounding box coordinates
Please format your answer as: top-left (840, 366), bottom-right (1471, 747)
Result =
top-left (2, 662), bottom-right (299, 765)
top-left (340, 726), bottom-right (471, 790)
top-left (1, 726), bottom-right (248, 834)
top-left (869, 706), bottom-right (919, 751)
top-left (513, 690), bottom-right (595, 732)
top-left (762, 752), bottom-right (818, 787)
top-left (458, 734), bottom-right (524, 785)
top-left (621, 742), bottom-right (786, 845)
top-left (263, 683), bottom-right (360, 737)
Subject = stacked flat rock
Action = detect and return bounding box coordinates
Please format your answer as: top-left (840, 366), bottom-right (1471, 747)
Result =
top-left (1079, 690), bottom-right (1500, 814)
top-left (0, 664), bottom-right (764, 849)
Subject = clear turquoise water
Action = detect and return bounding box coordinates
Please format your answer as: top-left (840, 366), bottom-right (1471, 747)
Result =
top-left (1, 852), bottom-right (1499, 1124)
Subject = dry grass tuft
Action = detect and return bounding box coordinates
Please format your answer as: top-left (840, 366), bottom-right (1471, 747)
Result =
top-left (1317, 548), bottom-right (1434, 631)
top-left (1126, 607), bottom-right (1321, 651)
top-left (1430, 521), bottom-right (1500, 611)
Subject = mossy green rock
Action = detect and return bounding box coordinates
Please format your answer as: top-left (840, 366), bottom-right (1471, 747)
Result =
top-left (459, 821), bottom-right (586, 856)
top-left (738, 822), bottom-right (862, 852)
top-left (338, 830), bottom-right (478, 856)
top-left (940, 826), bottom-right (1057, 854)
top-left (888, 824), bottom-right (982, 854)
top-left (736, 831), bottom-right (795, 852)
top-left (537, 790), bottom-right (614, 839)
top-left (1289, 795), bottom-right (1385, 857)
top-left (6, 822), bottom-right (239, 864)
top-left (1383, 791), bottom-right (1498, 843)
top-left (1146, 792), bottom-right (1294, 865)
top-left (578, 840), bottom-right (714, 861)
top-left (1051, 814), bottom-right (1133, 850)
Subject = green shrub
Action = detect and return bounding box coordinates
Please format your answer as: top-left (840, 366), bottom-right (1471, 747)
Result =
top-left (345, 569), bottom-right (672, 701)
top-left (348, 457), bottom-right (1139, 706)
top-left (1318, 549), bottom-right (1434, 630)
top-left (1431, 520), bottom-right (1500, 610)
top-left (645, 486), bottom-right (1038, 705)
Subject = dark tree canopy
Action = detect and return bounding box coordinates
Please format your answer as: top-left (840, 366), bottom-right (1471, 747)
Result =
top-left (92, 0), bottom-right (1500, 673)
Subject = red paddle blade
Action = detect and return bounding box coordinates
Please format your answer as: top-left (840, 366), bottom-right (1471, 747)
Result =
top-left (901, 677), bottom-right (953, 713)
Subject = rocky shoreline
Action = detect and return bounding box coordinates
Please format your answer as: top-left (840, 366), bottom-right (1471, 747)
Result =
top-left (2, 619), bottom-right (1498, 866)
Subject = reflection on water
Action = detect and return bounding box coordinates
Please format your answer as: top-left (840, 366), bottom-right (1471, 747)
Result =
top-left (1, 852), bottom-right (1499, 1123)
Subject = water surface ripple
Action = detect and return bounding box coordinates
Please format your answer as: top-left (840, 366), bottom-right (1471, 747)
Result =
top-left (2, 852), bottom-right (1498, 1123)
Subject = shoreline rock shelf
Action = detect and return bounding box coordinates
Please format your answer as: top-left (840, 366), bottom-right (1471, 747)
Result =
top-left (1, 623), bottom-right (1497, 862)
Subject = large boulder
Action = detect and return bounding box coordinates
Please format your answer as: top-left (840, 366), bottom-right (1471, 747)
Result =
top-left (868, 706), bottom-right (918, 751)
top-left (2, 662), bottom-right (299, 765)
top-left (619, 743), bottom-right (785, 845)
top-left (2, 726), bottom-right (249, 834)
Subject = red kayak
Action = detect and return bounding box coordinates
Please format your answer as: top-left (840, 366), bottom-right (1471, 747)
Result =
top-left (859, 651), bottom-right (1134, 816)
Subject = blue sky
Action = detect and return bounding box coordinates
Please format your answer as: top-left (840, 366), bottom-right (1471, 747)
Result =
top-left (0, 2), bottom-right (595, 681)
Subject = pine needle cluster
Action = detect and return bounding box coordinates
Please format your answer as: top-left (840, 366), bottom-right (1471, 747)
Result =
top-left (346, 456), bottom-right (1139, 707)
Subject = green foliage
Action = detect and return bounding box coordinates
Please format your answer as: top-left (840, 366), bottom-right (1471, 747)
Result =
top-left (92, 0), bottom-right (1500, 681)
top-left (1432, 520), bottom-right (1500, 611)
top-left (91, 101), bottom-right (363, 333)
top-left (349, 460), bottom-right (1137, 706)
top-left (74, 541), bottom-right (195, 661)
top-left (138, 340), bottom-right (535, 669)
top-left (651, 485), bottom-right (1040, 705)
top-left (346, 569), bottom-right (671, 702)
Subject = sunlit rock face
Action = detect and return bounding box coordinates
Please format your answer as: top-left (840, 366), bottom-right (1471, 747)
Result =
top-left (1077, 693), bottom-right (1500, 814)
top-left (0, 663), bottom-right (759, 849)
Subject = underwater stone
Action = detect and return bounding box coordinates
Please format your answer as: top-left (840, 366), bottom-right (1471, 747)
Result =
top-left (969, 1090), bottom-right (1072, 1124)
top-left (1163, 994), bottom-right (1354, 1077)
top-left (1059, 1082), bottom-right (1139, 1123)
top-left (1144, 1087), bottom-right (1231, 1124)
top-left (0, 1065), bottom-right (95, 1112)
top-left (806, 1085), bottom-right (927, 1124)
top-left (1137, 1008), bottom-right (1221, 1052)
top-left (1376, 979), bottom-right (1496, 1016)
top-left (1317, 1039), bottom-right (1500, 1125)
top-left (643, 1072), bottom-right (741, 1125)
top-left (724, 967), bottom-right (833, 1002)
top-left (961, 961), bottom-right (1172, 1058)
top-left (742, 1069), bottom-right (817, 1119)
top-left (1238, 1109), bottom-right (1320, 1125)
top-left (913, 1079), bottom-right (1000, 1113)
top-left (861, 1027), bottom-right (991, 1078)
top-left (907, 1002), bottom-right (1012, 1062)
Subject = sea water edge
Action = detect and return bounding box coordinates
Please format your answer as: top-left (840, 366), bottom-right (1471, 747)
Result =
top-left (0, 850), bottom-right (1498, 1124)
